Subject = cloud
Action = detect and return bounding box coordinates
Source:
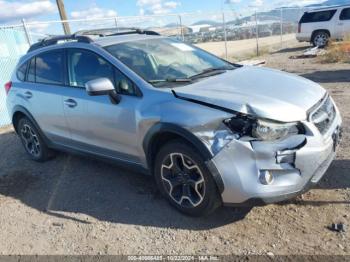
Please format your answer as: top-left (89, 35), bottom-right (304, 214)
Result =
top-left (252, 0), bottom-right (263, 7)
top-left (0, 0), bottom-right (56, 23)
top-left (70, 6), bottom-right (117, 20)
top-left (137, 0), bottom-right (180, 15)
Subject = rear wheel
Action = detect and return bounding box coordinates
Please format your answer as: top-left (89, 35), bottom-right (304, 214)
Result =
top-left (154, 140), bottom-right (221, 216)
top-left (18, 117), bottom-right (53, 162)
top-left (312, 31), bottom-right (329, 47)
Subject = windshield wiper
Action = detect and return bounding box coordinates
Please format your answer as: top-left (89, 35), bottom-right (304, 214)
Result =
top-left (148, 78), bottom-right (192, 84)
top-left (190, 66), bottom-right (232, 80)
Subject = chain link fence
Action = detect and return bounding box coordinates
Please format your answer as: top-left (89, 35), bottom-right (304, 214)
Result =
top-left (0, 7), bottom-right (309, 128)
top-left (0, 26), bottom-right (29, 127)
top-left (20, 7), bottom-right (308, 59)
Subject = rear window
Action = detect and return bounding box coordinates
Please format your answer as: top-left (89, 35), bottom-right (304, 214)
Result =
top-left (340, 8), bottom-right (350, 20)
top-left (300, 10), bottom-right (337, 23)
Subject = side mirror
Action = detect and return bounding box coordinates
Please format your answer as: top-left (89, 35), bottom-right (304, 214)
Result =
top-left (86, 78), bottom-right (121, 104)
top-left (85, 78), bottom-right (115, 96)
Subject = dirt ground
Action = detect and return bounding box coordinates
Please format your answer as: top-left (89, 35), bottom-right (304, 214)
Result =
top-left (0, 43), bottom-right (349, 256)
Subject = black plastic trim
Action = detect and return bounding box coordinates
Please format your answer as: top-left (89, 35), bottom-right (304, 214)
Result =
top-left (206, 159), bottom-right (225, 194)
top-left (143, 122), bottom-right (226, 193)
top-left (50, 143), bottom-right (150, 175)
top-left (143, 123), bottom-right (213, 166)
top-left (11, 106), bottom-right (51, 145)
top-left (27, 35), bottom-right (93, 53)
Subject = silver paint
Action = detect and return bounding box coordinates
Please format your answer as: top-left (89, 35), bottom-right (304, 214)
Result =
top-left (7, 35), bottom-right (342, 205)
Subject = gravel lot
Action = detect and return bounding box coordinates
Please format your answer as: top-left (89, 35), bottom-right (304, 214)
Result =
top-left (0, 43), bottom-right (349, 256)
top-left (196, 34), bottom-right (296, 58)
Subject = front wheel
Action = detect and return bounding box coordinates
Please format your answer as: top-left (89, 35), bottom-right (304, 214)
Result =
top-left (154, 140), bottom-right (222, 216)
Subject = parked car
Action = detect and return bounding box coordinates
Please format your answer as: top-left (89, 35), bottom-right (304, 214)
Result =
top-left (6, 29), bottom-right (342, 216)
top-left (297, 5), bottom-right (350, 47)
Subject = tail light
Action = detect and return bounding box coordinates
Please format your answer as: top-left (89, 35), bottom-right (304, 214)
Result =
top-left (4, 81), bottom-right (12, 95)
top-left (298, 23), bottom-right (301, 33)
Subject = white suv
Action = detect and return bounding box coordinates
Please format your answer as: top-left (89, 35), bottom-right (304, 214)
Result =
top-left (297, 5), bottom-right (350, 47)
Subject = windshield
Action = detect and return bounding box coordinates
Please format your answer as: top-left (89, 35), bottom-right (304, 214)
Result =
top-left (104, 38), bottom-right (235, 86)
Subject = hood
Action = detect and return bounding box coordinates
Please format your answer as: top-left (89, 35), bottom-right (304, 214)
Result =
top-left (172, 66), bottom-right (326, 122)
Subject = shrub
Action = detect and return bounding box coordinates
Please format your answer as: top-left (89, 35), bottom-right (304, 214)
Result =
top-left (319, 38), bottom-right (350, 63)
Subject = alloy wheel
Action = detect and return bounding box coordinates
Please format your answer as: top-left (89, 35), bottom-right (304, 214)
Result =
top-left (20, 124), bottom-right (41, 158)
top-left (161, 153), bottom-right (205, 208)
top-left (314, 33), bottom-right (328, 47)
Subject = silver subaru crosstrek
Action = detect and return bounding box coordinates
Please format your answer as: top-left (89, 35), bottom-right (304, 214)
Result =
top-left (6, 29), bottom-right (342, 216)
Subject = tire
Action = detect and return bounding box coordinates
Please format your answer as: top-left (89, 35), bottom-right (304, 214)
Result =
top-left (312, 31), bottom-right (329, 48)
top-left (154, 140), bottom-right (222, 216)
top-left (17, 117), bottom-right (54, 162)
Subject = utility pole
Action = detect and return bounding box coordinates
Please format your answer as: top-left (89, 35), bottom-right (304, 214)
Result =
top-left (255, 10), bottom-right (259, 56)
top-left (56, 0), bottom-right (71, 35)
top-left (280, 7), bottom-right (283, 48)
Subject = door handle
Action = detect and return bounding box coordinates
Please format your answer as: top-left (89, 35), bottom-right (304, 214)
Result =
top-left (64, 99), bottom-right (77, 108)
top-left (338, 23), bottom-right (344, 26)
top-left (24, 91), bottom-right (33, 99)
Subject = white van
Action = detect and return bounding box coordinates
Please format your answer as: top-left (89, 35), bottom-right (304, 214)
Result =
top-left (296, 5), bottom-right (350, 47)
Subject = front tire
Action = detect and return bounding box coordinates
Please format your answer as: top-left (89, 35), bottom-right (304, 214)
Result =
top-left (154, 140), bottom-right (222, 216)
top-left (18, 117), bottom-right (53, 162)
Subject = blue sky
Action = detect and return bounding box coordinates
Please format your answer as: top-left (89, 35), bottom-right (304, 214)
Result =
top-left (0, 0), bottom-right (326, 25)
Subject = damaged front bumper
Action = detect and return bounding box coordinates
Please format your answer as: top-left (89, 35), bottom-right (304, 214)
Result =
top-left (207, 111), bottom-right (342, 206)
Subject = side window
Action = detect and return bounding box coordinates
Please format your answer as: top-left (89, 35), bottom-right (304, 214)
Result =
top-left (340, 8), bottom-right (350, 20)
top-left (114, 68), bottom-right (137, 96)
top-left (67, 49), bottom-right (114, 88)
top-left (35, 50), bottom-right (64, 85)
top-left (27, 58), bottom-right (35, 82)
top-left (300, 10), bottom-right (337, 23)
top-left (16, 61), bottom-right (28, 81)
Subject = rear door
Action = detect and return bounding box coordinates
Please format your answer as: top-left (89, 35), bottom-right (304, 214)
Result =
top-left (339, 8), bottom-right (350, 39)
top-left (19, 49), bottom-right (69, 144)
top-left (62, 48), bottom-right (142, 163)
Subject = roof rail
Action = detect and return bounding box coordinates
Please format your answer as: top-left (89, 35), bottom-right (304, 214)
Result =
top-left (75, 27), bottom-right (161, 37)
top-left (26, 27), bottom-right (160, 53)
top-left (27, 34), bottom-right (93, 53)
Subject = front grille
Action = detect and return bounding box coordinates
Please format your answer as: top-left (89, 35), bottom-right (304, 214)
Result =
top-left (310, 96), bottom-right (336, 135)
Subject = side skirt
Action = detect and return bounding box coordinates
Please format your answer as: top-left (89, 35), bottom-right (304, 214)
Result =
top-left (48, 141), bottom-right (150, 175)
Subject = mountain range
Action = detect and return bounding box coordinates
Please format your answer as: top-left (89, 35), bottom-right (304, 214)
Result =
top-left (191, 0), bottom-right (350, 26)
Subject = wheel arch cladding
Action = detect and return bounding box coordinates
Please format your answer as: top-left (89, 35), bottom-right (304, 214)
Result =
top-left (11, 106), bottom-right (48, 143)
top-left (143, 123), bottom-right (225, 194)
top-left (12, 111), bottom-right (26, 133)
top-left (143, 123), bottom-right (213, 169)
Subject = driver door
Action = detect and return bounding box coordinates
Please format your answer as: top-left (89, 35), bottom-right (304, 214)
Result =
top-left (63, 48), bottom-right (142, 163)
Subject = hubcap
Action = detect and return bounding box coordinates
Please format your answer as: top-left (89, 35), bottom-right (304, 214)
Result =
top-left (314, 34), bottom-right (327, 47)
top-left (161, 153), bottom-right (205, 208)
top-left (20, 124), bottom-right (41, 157)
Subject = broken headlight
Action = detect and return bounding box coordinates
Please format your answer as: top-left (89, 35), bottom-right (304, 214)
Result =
top-left (253, 119), bottom-right (300, 141)
top-left (224, 116), bottom-right (303, 141)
